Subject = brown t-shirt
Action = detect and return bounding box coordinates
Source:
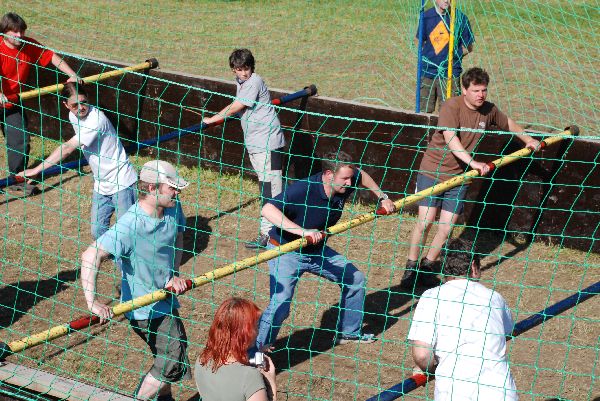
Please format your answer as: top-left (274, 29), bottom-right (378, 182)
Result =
top-left (419, 96), bottom-right (509, 181)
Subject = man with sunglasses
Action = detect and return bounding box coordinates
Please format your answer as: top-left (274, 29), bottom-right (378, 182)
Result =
top-left (18, 82), bottom-right (137, 239)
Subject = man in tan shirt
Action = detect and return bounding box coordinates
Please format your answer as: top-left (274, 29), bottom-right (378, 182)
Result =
top-left (401, 67), bottom-right (540, 289)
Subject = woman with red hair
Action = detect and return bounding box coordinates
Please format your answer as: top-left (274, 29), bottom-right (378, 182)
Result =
top-left (195, 297), bottom-right (277, 401)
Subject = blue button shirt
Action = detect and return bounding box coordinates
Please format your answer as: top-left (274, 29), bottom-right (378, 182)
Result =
top-left (267, 171), bottom-right (360, 253)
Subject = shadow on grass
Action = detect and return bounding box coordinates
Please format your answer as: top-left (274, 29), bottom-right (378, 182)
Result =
top-left (184, 282), bottom-right (424, 401)
top-left (0, 269), bottom-right (78, 329)
top-left (258, 230), bottom-right (531, 375)
top-left (267, 283), bottom-right (425, 374)
top-left (23, 196), bottom-right (260, 365)
top-left (0, 173), bottom-right (79, 206)
top-left (458, 228), bottom-right (530, 272)
top-left (181, 196), bottom-right (258, 265)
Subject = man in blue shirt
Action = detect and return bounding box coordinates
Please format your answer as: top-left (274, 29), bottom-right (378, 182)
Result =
top-left (256, 151), bottom-right (396, 348)
top-left (80, 160), bottom-right (190, 401)
top-left (416, 0), bottom-right (474, 113)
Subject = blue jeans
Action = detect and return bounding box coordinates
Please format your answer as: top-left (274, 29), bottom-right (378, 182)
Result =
top-left (90, 184), bottom-right (137, 239)
top-left (256, 244), bottom-right (366, 348)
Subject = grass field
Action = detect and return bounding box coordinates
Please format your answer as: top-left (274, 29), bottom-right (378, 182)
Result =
top-left (0, 1), bottom-right (599, 400)
top-left (16, 0), bottom-right (600, 138)
top-left (1, 156), bottom-right (598, 400)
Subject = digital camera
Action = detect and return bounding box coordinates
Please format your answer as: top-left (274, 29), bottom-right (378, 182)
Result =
top-left (249, 351), bottom-right (266, 369)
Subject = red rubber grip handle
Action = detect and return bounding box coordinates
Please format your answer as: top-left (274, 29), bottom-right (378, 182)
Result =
top-left (164, 279), bottom-right (193, 294)
top-left (376, 207), bottom-right (389, 216)
top-left (305, 232), bottom-right (327, 245)
top-left (68, 278), bottom-right (193, 332)
top-left (13, 175), bottom-right (25, 183)
top-left (486, 162), bottom-right (496, 172)
top-left (526, 141), bottom-right (546, 151)
top-left (412, 373), bottom-right (428, 387)
top-left (69, 315), bottom-right (100, 331)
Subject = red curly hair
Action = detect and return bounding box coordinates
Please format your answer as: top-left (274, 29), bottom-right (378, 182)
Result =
top-left (199, 297), bottom-right (262, 372)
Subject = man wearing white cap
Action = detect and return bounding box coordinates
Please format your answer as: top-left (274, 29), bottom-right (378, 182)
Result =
top-left (81, 160), bottom-right (190, 401)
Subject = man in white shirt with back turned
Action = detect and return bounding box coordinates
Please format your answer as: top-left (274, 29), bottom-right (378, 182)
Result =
top-left (408, 238), bottom-right (517, 400)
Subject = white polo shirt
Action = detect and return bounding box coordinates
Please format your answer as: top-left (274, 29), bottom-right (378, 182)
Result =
top-left (408, 279), bottom-right (517, 401)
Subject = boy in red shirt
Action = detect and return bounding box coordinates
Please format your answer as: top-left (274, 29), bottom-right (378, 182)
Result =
top-left (1, 12), bottom-right (81, 195)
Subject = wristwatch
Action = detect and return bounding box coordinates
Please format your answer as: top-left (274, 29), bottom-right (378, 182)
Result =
top-left (378, 193), bottom-right (389, 203)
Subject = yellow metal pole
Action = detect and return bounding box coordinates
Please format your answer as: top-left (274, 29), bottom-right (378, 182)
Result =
top-left (446, 0), bottom-right (457, 99)
top-left (1, 127), bottom-right (576, 357)
top-left (18, 59), bottom-right (159, 101)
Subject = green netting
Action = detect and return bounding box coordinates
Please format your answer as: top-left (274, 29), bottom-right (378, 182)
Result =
top-left (0, 2), bottom-right (598, 401)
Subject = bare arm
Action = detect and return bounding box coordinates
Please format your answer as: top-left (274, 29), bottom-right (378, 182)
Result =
top-left (203, 100), bottom-right (246, 125)
top-left (442, 130), bottom-right (491, 175)
top-left (261, 203), bottom-right (324, 244)
top-left (81, 243), bottom-right (113, 323)
top-left (358, 169), bottom-right (395, 213)
top-left (50, 54), bottom-right (82, 83)
top-left (246, 355), bottom-right (277, 401)
top-left (508, 118), bottom-right (540, 150)
top-left (247, 355), bottom-right (277, 401)
top-left (411, 340), bottom-right (438, 374)
top-left (18, 136), bottom-right (81, 178)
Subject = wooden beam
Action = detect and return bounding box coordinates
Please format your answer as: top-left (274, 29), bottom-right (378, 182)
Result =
top-left (0, 362), bottom-right (133, 401)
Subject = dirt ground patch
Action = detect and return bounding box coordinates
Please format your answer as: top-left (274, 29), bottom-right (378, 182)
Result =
top-left (0, 167), bottom-right (598, 401)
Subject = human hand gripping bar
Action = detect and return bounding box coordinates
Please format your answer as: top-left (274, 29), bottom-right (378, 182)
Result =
top-left (0, 124), bottom-right (573, 361)
top-left (3, 83), bottom-right (318, 189)
top-left (373, 126), bottom-right (578, 216)
top-left (368, 278), bottom-right (599, 401)
top-left (6, 58), bottom-right (159, 104)
top-left (366, 126), bottom-right (579, 401)
top-left (2, 59), bottom-right (160, 188)
top-left (0, 87), bottom-right (319, 360)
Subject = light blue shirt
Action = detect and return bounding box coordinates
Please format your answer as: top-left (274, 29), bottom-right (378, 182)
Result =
top-left (97, 202), bottom-right (186, 320)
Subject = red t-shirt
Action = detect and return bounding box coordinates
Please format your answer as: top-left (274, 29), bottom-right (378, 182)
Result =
top-left (0, 36), bottom-right (54, 108)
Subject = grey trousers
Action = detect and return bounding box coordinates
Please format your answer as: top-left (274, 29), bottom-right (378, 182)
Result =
top-left (419, 76), bottom-right (461, 114)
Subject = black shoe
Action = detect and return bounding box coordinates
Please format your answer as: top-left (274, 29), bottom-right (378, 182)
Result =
top-left (416, 258), bottom-right (442, 288)
top-left (420, 257), bottom-right (441, 274)
top-left (4, 182), bottom-right (39, 197)
top-left (245, 234), bottom-right (270, 249)
top-left (400, 260), bottom-right (419, 289)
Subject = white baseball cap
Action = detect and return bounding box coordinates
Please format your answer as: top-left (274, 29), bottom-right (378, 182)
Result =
top-left (139, 160), bottom-right (189, 190)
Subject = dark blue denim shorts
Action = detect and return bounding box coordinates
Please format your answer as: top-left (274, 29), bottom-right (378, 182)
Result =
top-left (416, 173), bottom-right (469, 214)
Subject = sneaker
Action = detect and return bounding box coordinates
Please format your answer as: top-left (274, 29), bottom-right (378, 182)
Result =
top-left (4, 182), bottom-right (39, 197)
top-left (336, 333), bottom-right (376, 345)
top-left (245, 234), bottom-right (270, 249)
top-left (400, 260), bottom-right (419, 289)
